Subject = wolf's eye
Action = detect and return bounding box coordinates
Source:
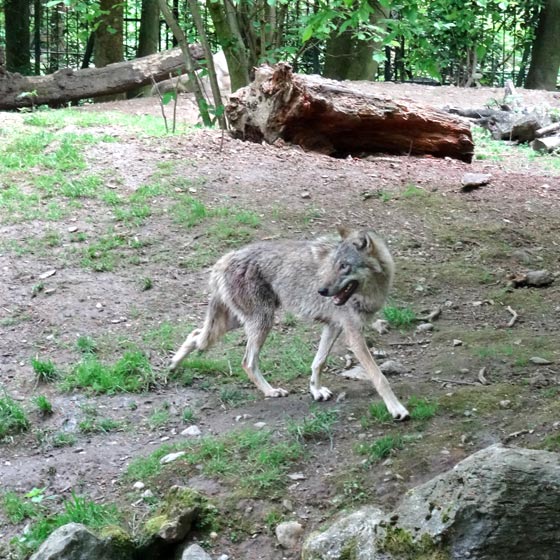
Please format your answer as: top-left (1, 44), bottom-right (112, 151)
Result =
top-left (339, 263), bottom-right (351, 273)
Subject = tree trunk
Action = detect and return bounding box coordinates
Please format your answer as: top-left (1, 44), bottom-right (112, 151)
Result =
top-left (226, 63), bottom-right (474, 163)
top-left (323, 1), bottom-right (388, 81)
top-left (525, 0), bottom-right (560, 90)
top-left (132, 0), bottom-right (161, 97)
top-left (0, 48), bottom-right (192, 110)
top-left (94, 0), bottom-right (125, 101)
top-left (137, 0), bottom-right (160, 58)
top-left (4, 0), bottom-right (31, 75)
top-left (206, 0), bottom-right (250, 92)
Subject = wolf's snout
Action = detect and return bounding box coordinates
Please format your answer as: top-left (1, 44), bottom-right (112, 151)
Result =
top-left (318, 287), bottom-right (329, 297)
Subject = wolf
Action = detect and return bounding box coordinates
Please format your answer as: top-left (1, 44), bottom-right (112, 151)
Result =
top-left (170, 227), bottom-right (410, 421)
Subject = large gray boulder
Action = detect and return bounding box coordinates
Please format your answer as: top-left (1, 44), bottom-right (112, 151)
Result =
top-left (29, 523), bottom-right (131, 560)
top-left (303, 445), bottom-right (560, 560)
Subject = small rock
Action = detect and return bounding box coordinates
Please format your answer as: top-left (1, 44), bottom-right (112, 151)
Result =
top-left (276, 521), bottom-right (304, 549)
top-left (287, 472), bottom-right (306, 481)
top-left (499, 400), bottom-right (512, 409)
top-left (525, 270), bottom-right (554, 287)
top-left (453, 339), bottom-right (463, 347)
top-left (461, 172), bottom-right (492, 190)
top-left (141, 489), bottom-right (154, 499)
top-left (218, 555), bottom-right (230, 560)
top-left (160, 451), bottom-right (186, 465)
top-left (530, 356), bottom-right (553, 365)
top-left (181, 425), bottom-right (202, 437)
top-left (301, 191), bottom-right (311, 199)
top-left (133, 481), bottom-right (145, 490)
top-left (39, 269), bottom-right (57, 280)
top-left (336, 391), bottom-right (347, 403)
top-left (416, 322), bottom-right (434, 333)
top-left (528, 373), bottom-right (549, 387)
top-left (372, 319), bottom-right (390, 335)
top-left (181, 543), bottom-right (212, 560)
top-left (380, 360), bottom-right (406, 375)
top-left (253, 421), bottom-right (267, 429)
top-left (67, 226), bottom-right (79, 233)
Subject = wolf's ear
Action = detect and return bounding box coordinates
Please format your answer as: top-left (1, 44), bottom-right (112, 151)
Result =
top-left (337, 225), bottom-right (350, 239)
top-left (352, 231), bottom-right (373, 252)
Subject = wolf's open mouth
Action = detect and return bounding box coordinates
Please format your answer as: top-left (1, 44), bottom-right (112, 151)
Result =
top-left (333, 280), bottom-right (358, 306)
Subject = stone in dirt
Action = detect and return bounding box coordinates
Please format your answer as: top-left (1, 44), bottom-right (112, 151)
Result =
top-left (181, 543), bottom-right (213, 560)
top-left (30, 523), bottom-right (132, 560)
top-left (276, 521), bottom-right (304, 549)
top-left (511, 269), bottom-right (554, 288)
top-left (461, 172), bottom-right (492, 190)
top-left (303, 444), bottom-right (560, 560)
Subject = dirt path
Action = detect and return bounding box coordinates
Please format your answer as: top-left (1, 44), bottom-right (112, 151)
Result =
top-left (1, 84), bottom-right (559, 559)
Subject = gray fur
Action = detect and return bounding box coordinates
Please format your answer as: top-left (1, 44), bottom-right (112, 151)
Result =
top-left (170, 229), bottom-right (409, 420)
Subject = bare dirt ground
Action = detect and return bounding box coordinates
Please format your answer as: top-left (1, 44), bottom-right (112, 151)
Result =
top-left (1, 82), bottom-right (560, 559)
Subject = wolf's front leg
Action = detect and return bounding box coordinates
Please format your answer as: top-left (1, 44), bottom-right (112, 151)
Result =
top-left (345, 325), bottom-right (410, 421)
top-left (309, 324), bottom-right (342, 401)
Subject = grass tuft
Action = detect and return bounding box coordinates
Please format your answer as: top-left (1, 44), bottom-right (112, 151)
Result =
top-left (0, 394), bottom-right (30, 439)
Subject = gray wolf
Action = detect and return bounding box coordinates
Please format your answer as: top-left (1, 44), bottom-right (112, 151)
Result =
top-left (170, 227), bottom-right (410, 421)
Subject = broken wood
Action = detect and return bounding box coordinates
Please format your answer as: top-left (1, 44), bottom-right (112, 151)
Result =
top-left (506, 305), bottom-right (518, 328)
top-left (226, 63), bottom-right (474, 162)
top-left (0, 46), bottom-right (203, 110)
top-left (535, 121), bottom-right (560, 138)
top-left (532, 135), bottom-right (560, 153)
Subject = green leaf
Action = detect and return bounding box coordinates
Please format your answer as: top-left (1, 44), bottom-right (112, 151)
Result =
top-left (162, 92), bottom-right (176, 105)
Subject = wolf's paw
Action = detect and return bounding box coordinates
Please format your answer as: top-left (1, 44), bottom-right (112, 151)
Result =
top-left (389, 403), bottom-right (410, 422)
top-left (264, 387), bottom-right (289, 398)
top-left (310, 386), bottom-right (333, 401)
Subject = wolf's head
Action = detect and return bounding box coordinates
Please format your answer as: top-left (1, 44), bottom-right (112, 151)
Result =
top-left (316, 226), bottom-right (394, 306)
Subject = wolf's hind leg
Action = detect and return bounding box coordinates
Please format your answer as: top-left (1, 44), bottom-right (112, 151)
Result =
top-left (169, 296), bottom-right (239, 371)
top-left (309, 324), bottom-right (341, 401)
top-left (242, 317), bottom-right (288, 398)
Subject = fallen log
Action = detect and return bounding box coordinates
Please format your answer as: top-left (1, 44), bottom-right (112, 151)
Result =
top-left (535, 121), bottom-right (560, 138)
top-left (532, 135), bottom-right (560, 153)
top-left (226, 63), bottom-right (474, 162)
top-left (0, 46), bottom-right (203, 110)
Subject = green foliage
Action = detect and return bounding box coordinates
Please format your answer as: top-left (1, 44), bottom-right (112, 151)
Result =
top-left (62, 350), bottom-right (156, 394)
top-left (357, 434), bottom-right (404, 462)
top-left (0, 394), bottom-right (30, 439)
top-left (383, 305), bottom-right (416, 328)
top-left (288, 407), bottom-right (338, 443)
top-left (34, 395), bottom-right (53, 415)
top-left (12, 491), bottom-right (120, 556)
top-left (408, 396), bottom-right (438, 422)
top-left (76, 335), bottom-right (97, 355)
top-left (31, 357), bottom-right (59, 383)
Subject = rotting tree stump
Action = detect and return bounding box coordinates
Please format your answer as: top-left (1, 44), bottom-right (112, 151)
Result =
top-left (226, 63), bottom-right (474, 163)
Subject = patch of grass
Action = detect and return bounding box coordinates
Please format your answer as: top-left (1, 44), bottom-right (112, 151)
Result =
top-left (357, 434), bottom-right (404, 463)
top-left (125, 429), bottom-right (303, 497)
top-left (62, 350), bottom-right (156, 394)
top-left (383, 305), bottom-right (416, 328)
top-left (31, 357), bottom-right (58, 383)
top-left (288, 407), bottom-right (338, 443)
top-left (401, 184), bottom-right (428, 198)
top-left (143, 322), bottom-right (180, 354)
top-left (2, 490), bottom-right (42, 523)
top-left (0, 394), bottom-right (30, 439)
top-left (379, 526), bottom-right (449, 560)
top-left (182, 407), bottom-right (196, 423)
top-left (76, 335), bottom-right (97, 355)
top-left (13, 492), bottom-right (120, 556)
top-left (140, 277), bottom-right (153, 291)
top-left (34, 395), bottom-right (53, 415)
top-left (79, 417), bottom-right (122, 434)
top-left (543, 433), bottom-right (560, 452)
top-left (80, 232), bottom-right (127, 272)
top-left (170, 196), bottom-right (209, 228)
top-left (408, 396), bottom-right (438, 422)
top-left (51, 432), bottom-right (77, 448)
top-left (365, 401), bottom-right (393, 424)
top-left (148, 406), bottom-right (171, 429)
top-left (219, 387), bottom-right (255, 407)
